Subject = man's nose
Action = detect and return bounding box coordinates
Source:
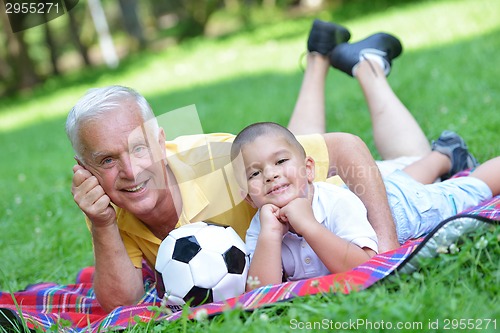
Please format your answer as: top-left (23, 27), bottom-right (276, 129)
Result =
top-left (118, 156), bottom-right (138, 180)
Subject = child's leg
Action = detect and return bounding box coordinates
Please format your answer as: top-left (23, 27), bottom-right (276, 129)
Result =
top-left (469, 157), bottom-right (500, 196)
top-left (402, 131), bottom-right (479, 184)
top-left (289, 52), bottom-right (432, 159)
top-left (355, 60), bottom-right (431, 160)
top-left (288, 20), bottom-right (350, 135)
top-left (402, 151), bottom-right (450, 184)
top-left (287, 53), bottom-right (330, 135)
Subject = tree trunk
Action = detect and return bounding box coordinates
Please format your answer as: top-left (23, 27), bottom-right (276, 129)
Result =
top-left (67, 8), bottom-right (91, 66)
top-left (10, 30), bottom-right (40, 89)
top-left (179, 0), bottom-right (221, 40)
top-left (87, 0), bottom-right (119, 68)
top-left (0, 3), bottom-right (41, 92)
top-left (43, 15), bottom-right (60, 76)
top-left (118, 0), bottom-right (146, 50)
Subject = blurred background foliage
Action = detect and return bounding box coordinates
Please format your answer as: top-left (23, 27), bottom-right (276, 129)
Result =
top-left (0, 0), bottom-right (431, 97)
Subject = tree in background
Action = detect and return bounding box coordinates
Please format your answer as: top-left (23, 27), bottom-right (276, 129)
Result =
top-left (0, 0), bottom-right (335, 97)
top-left (67, 5), bottom-right (91, 67)
top-left (149, 0), bottom-right (222, 41)
top-left (118, 0), bottom-right (146, 50)
top-left (0, 4), bottom-right (41, 96)
top-left (43, 11), bottom-right (60, 76)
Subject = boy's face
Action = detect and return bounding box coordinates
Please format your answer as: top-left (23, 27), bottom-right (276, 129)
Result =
top-left (240, 134), bottom-right (314, 209)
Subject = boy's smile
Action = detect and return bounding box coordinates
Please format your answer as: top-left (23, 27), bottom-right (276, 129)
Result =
top-left (241, 134), bottom-right (315, 209)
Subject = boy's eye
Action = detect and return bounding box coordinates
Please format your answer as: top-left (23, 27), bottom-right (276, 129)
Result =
top-left (248, 171), bottom-right (260, 179)
top-left (276, 158), bottom-right (288, 165)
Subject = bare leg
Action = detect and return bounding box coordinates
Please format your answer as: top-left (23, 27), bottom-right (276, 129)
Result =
top-left (469, 157), bottom-right (500, 196)
top-left (287, 53), bottom-right (330, 135)
top-left (403, 151), bottom-right (451, 184)
top-left (356, 60), bottom-right (431, 160)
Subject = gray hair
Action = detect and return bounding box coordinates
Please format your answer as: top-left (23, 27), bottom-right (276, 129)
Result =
top-left (66, 85), bottom-right (159, 159)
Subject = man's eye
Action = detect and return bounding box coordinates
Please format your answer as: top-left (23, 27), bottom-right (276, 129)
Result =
top-left (132, 145), bottom-right (149, 157)
top-left (101, 157), bottom-right (114, 166)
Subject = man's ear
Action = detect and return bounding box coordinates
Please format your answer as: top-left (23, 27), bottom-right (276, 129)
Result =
top-left (305, 156), bottom-right (316, 183)
top-left (74, 156), bottom-right (86, 168)
top-left (155, 127), bottom-right (167, 160)
top-left (158, 127), bottom-right (166, 142)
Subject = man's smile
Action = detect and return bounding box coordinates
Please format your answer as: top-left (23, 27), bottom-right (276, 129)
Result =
top-left (122, 179), bottom-right (150, 193)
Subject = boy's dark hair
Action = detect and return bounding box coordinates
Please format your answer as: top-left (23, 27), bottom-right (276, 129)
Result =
top-left (230, 122), bottom-right (306, 162)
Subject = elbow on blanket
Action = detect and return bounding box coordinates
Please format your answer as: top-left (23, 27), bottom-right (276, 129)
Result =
top-left (95, 285), bottom-right (144, 313)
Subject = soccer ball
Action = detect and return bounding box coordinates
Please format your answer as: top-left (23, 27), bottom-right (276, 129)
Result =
top-left (155, 222), bottom-right (250, 307)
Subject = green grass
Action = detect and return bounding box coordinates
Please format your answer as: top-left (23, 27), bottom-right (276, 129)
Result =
top-left (0, 0), bottom-right (499, 331)
top-left (146, 225), bottom-right (500, 333)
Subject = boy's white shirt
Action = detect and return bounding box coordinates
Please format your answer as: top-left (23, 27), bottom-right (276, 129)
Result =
top-left (245, 182), bottom-right (378, 281)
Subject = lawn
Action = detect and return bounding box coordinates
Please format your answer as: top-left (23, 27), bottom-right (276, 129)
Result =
top-left (0, 0), bottom-right (499, 331)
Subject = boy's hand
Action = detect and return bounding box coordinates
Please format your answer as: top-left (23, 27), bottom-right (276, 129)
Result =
top-left (279, 198), bottom-right (317, 235)
top-left (72, 164), bottom-right (116, 227)
top-left (259, 204), bottom-right (289, 237)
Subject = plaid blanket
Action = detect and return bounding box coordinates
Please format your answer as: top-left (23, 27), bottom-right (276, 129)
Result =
top-left (2, 193), bottom-right (499, 332)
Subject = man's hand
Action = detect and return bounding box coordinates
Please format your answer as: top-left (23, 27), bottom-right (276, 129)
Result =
top-left (72, 164), bottom-right (116, 227)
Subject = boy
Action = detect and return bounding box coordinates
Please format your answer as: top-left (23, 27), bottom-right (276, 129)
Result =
top-left (230, 122), bottom-right (498, 290)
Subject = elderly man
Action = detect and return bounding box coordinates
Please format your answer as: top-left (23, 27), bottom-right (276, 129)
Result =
top-left (67, 22), bottom-right (421, 311)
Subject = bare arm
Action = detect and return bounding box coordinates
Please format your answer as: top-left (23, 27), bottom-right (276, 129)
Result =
top-left (322, 133), bottom-right (400, 252)
top-left (280, 198), bottom-right (375, 273)
top-left (72, 165), bottom-right (144, 312)
top-left (246, 205), bottom-right (287, 291)
top-left (91, 224), bottom-right (144, 312)
top-left (302, 222), bottom-right (375, 273)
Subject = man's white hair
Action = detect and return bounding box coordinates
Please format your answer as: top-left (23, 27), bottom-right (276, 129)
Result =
top-left (66, 85), bottom-right (159, 160)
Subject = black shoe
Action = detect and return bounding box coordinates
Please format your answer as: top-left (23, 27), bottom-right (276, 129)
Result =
top-left (329, 33), bottom-right (402, 77)
top-left (431, 130), bottom-right (479, 180)
top-left (307, 19), bottom-right (351, 56)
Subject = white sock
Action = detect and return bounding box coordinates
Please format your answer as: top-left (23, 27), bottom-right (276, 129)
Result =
top-left (352, 49), bottom-right (390, 77)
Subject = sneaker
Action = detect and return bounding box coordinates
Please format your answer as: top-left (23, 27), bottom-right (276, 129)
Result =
top-left (431, 130), bottom-right (479, 180)
top-left (307, 19), bottom-right (351, 56)
top-left (329, 32), bottom-right (402, 77)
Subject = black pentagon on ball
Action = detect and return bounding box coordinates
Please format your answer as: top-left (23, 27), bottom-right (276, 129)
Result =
top-left (154, 269), bottom-right (166, 299)
top-left (223, 246), bottom-right (247, 274)
top-left (184, 286), bottom-right (214, 306)
top-left (172, 235), bottom-right (201, 263)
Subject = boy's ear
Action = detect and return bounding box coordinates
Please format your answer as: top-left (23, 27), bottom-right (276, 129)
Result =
top-left (243, 192), bottom-right (257, 209)
top-left (305, 156), bottom-right (316, 183)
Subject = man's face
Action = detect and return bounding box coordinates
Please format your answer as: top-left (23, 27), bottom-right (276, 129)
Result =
top-left (78, 100), bottom-right (169, 218)
top-left (241, 134), bottom-right (314, 209)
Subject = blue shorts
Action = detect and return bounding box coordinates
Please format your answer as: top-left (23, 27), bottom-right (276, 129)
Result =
top-left (384, 170), bottom-right (492, 244)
